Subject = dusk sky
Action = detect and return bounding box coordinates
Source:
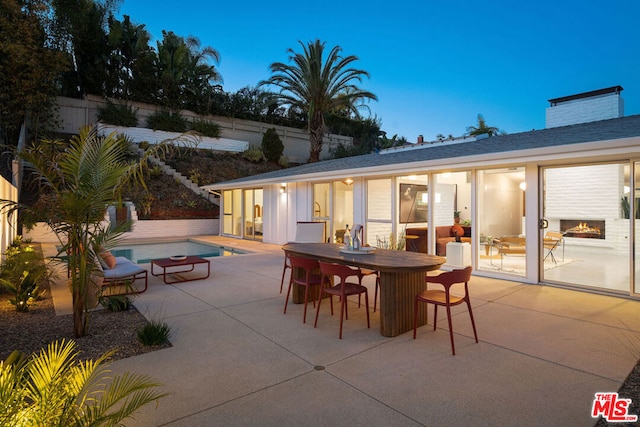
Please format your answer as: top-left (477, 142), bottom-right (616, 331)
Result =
top-left (118, 0), bottom-right (640, 142)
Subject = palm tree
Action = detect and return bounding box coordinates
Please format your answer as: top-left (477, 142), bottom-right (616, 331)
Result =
top-left (4, 126), bottom-right (186, 337)
top-left (466, 114), bottom-right (502, 137)
top-left (0, 339), bottom-right (166, 426)
top-left (260, 39), bottom-right (377, 162)
top-left (156, 31), bottom-right (221, 111)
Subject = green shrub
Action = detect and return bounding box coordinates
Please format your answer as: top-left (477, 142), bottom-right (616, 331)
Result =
top-left (279, 155), bottom-right (289, 167)
top-left (0, 271), bottom-right (40, 312)
top-left (97, 100), bottom-right (138, 127)
top-left (261, 127), bottom-right (284, 163)
top-left (188, 168), bottom-right (203, 185)
top-left (190, 119), bottom-right (221, 138)
top-left (137, 320), bottom-right (171, 346)
top-left (0, 239), bottom-right (48, 312)
top-left (242, 145), bottom-right (266, 163)
top-left (99, 295), bottom-right (132, 312)
top-left (147, 110), bottom-right (187, 132)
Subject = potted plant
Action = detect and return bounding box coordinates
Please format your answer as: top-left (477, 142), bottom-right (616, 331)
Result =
top-left (454, 211), bottom-right (461, 224)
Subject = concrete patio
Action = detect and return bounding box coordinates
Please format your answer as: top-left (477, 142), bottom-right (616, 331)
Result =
top-left (49, 236), bottom-right (640, 426)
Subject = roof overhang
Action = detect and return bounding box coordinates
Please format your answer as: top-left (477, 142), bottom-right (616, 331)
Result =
top-left (203, 135), bottom-right (640, 191)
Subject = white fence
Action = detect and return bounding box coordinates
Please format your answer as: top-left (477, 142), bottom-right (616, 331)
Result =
top-left (0, 176), bottom-right (18, 255)
top-left (52, 95), bottom-right (353, 163)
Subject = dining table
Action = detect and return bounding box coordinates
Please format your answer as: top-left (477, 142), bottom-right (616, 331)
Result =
top-left (282, 243), bottom-right (446, 337)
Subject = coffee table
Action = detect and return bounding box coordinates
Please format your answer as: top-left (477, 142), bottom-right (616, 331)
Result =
top-left (151, 256), bottom-right (211, 284)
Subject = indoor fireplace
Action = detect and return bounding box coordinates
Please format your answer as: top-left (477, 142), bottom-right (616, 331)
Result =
top-left (560, 219), bottom-right (605, 239)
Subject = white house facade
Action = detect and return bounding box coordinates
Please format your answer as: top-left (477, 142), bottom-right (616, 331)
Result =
top-left (204, 86), bottom-right (640, 298)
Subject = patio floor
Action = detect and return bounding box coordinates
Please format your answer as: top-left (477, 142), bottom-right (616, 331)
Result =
top-left (46, 236), bottom-right (640, 426)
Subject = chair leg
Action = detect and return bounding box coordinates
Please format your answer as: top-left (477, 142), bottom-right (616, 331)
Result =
top-left (466, 298), bottom-right (479, 343)
top-left (373, 276), bottom-right (380, 312)
top-left (413, 298), bottom-right (419, 339)
top-left (314, 290), bottom-right (323, 328)
top-left (283, 276), bottom-right (293, 314)
top-left (446, 305), bottom-right (456, 356)
top-left (280, 258), bottom-right (290, 293)
top-left (364, 291), bottom-right (370, 328)
top-left (302, 285), bottom-right (309, 324)
top-left (433, 305), bottom-right (438, 330)
top-left (339, 296), bottom-right (346, 339)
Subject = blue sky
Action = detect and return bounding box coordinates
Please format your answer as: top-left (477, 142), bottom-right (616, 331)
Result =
top-left (117, 0), bottom-right (640, 142)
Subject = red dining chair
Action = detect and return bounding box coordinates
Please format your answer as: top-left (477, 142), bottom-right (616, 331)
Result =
top-left (357, 269), bottom-right (380, 312)
top-left (284, 255), bottom-right (324, 323)
top-left (279, 222), bottom-right (326, 293)
top-left (314, 261), bottom-right (370, 339)
top-left (413, 266), bottom-right (477, 355)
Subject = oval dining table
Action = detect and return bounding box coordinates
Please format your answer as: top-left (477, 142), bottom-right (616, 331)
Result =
top-left (282, 243), bottom-right (446, 337)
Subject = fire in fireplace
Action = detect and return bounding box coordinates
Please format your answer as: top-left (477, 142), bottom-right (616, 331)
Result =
top-left (560, 219), bottom-right (605, 239)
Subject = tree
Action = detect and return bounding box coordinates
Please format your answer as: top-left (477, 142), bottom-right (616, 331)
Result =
top-left (0, 0), bottom-right (69, 146)
top-left (156, 31), bottom-right (221, 111)
top-left (466, 114), bottom-right (502, 137)
top-left (262, 127), bottom-right (284, 163)
top-left (260, 39), bottom-right (377, 162)
top-left (0, 339), bottom-right (166, 426)
top-left (104, 14), bottom-right (157, 102)
top-left (49, 0), bottom-right (121, 97)
top-left (4, 126), bottom-right (186, 337)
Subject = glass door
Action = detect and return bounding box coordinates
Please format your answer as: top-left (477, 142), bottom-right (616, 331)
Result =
top-left (243, 189), bottom-right (263, 241)
top-left (541, 164), bottom-right (630, 293)
top-left (476, 168), bottom-right (526, 275)
top-left (633, 162), bottom-right (640, 295)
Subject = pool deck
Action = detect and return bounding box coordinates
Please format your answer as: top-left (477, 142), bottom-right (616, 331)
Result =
top-left (44, 236), bottom-right (640, 426)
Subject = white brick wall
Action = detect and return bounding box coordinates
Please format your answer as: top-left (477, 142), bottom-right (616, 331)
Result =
top-left (544, 164), bottom-right (627, 250)
top-left (546, 93), bottom-right (624, 128)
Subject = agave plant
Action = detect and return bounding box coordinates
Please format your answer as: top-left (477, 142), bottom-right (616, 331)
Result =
top-left (0, 339), bottom-right (166, 426)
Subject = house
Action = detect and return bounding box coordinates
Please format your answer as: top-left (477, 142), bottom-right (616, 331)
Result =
top-left (204, 86), bottom-right (640, 298)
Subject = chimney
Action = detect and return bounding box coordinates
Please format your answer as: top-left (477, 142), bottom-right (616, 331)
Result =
top-left (417, 135), bottom-right (424, 144)
top-left (545, 86), bottom-right (624, 128)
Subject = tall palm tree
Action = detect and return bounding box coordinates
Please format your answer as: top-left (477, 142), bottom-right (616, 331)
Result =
top-left (4, 126), bottom-right (186, 337)
top-left (466, 114), bottom-right (502, 137)
top-left (260, 39), bottom-right (377, 162)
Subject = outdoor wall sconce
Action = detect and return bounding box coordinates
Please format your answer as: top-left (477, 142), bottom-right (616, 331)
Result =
top-left (280, 183), bottom-right (287, 193)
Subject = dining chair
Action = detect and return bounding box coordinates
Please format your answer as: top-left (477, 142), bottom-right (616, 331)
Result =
top-left (357, 269), bottom-right (380, 312)
top-left (413, 266), bottom-right (477, 355)
top-left (314, 261), bottom-right (370, 339)
top-left (279, 221), bottom-right (326, 293)
top-left (284, 255), bottom-right (324, 324)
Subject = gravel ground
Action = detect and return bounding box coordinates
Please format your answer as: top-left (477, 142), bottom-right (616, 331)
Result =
top-left (0, 282), bottom-right (171, 363)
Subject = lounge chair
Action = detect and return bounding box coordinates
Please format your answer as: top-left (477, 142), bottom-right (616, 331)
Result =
top-left (99, 254), bottom-right (148, 296)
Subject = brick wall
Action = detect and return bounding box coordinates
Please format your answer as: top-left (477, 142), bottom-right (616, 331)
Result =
top-left (546, 93), bottom-right (624, 128)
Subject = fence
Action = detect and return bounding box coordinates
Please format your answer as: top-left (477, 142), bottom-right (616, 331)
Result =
top-left (52, 95), bottom-right (353, 163)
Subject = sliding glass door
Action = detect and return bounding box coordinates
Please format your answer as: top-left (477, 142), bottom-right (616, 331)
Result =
top-left (542, 163), bottom-right (630, 293)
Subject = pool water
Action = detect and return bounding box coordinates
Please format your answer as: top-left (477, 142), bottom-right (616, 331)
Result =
top-left (111, 240), bottom-right (246, 264)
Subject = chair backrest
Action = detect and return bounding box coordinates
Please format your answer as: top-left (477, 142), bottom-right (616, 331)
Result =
top-left (289, 254), bottom-right (320, 272)
top-left (318, 261), bottom-right (358, 283)
top-left (294, 222), bottom-right (325, 243)
top-left (545, 231), bottom-right (563, 241)
top-left (426, 266), bottom-right (472, 289)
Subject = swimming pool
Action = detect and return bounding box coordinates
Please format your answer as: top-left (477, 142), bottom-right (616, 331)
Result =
top-left (111, 240), bottom-right (247, 264)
